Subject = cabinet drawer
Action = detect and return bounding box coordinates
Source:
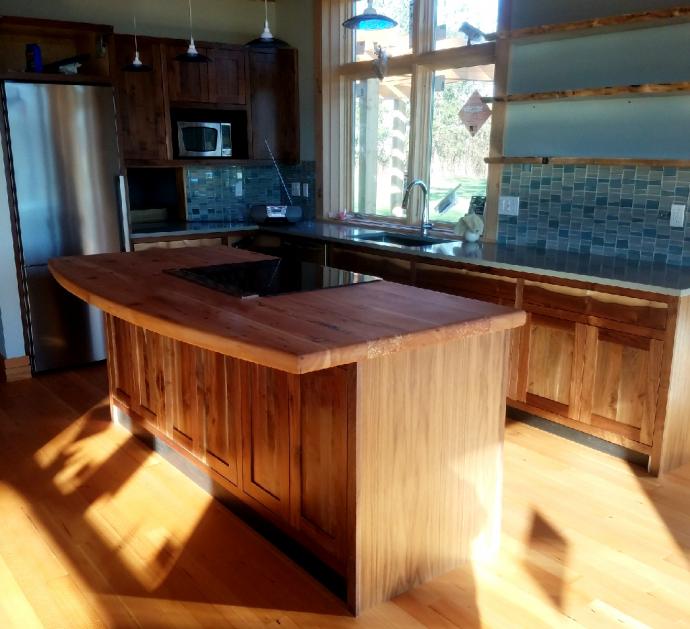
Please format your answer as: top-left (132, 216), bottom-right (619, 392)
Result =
top-left (523, 281), bottom-right (668, 331)
top-left (415, 263), bottom-right (517, 305)
top-left (329, 246), bottom-right (412, 284)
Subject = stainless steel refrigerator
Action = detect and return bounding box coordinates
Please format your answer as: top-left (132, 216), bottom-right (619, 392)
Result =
top-left (4, 82), bottom-right (127, 372)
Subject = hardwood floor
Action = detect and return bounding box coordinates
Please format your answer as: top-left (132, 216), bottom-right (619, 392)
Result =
top-left (1, 364), bottom-right (689, 628)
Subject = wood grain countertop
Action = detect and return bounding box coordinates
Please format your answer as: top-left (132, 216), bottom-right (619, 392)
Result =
top-left (49, 247), bottom-right (526, 374)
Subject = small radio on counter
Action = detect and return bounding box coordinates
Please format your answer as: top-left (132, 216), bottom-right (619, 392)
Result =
top-left (249, 204), bottom-right (303, 224)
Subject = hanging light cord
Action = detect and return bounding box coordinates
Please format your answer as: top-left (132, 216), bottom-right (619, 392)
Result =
top-left (133, 16), bottom-right (139, 53)
top-left (188, 0), bottom-right (195, 45)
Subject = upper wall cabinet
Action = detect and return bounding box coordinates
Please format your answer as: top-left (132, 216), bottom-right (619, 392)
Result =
top-left (250, 49), bottom-right (300, 164)
top-left (112, 35), bottom-right (170, 161)
top-left (165, 42), bottom-right (247, 106)
top-left (208, 47), bottom-right (247, 106)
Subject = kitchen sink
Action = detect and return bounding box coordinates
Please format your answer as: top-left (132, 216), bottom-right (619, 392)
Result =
top-left (354, 232), bottom-right (454, 247)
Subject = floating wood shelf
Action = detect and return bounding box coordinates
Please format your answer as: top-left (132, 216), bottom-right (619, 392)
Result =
top-left (498, 6), bottom-right (690, 43)
top-left (488, 81), bottom-right (690, 103)
top-left (485, 156), bottom-right (690, 168)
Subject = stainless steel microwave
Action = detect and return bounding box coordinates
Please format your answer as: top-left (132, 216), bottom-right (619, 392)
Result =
top-left (177, 121), bottom-right (232, 157)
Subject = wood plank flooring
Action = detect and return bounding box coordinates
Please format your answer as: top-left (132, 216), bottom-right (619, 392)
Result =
top-left (1, 364), bottom-right (689, 627)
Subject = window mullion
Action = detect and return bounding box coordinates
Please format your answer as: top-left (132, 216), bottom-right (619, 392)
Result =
top-left (406, 66), bottom-right (432, 226)
top-left (404, 0), bottom-right (434, 226)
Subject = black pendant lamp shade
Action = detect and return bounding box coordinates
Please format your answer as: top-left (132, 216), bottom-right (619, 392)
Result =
top-left (122, 16), bottom-right (153, 72)
top-left (246, 0), bottom-right (290, 48)
top-left (343, 0), bottom-right (397, 30)
top-left (176, 0), bottom-right (211, 62)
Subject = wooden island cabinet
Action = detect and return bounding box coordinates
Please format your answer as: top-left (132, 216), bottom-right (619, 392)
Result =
top-left (50, 246), bottom-right (525, 614)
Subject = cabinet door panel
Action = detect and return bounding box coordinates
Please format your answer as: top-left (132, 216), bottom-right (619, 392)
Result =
top-left (522, 314), bottom-right (585, 420)
top-left (241, 364), bottom-right (291, 518)
top-left (292, 366), bottom-right (351, 564)
top-left (112, 35), bottom-right (169, 161)
top-left (209, 48), bottom-right (246, 105)
top-left (249, 49), bottom-right (299, 163)
top-left (132, 327), bottom-right (165, 430)
top-left (166, 43), bottom-right (210, 103)
top-left (200, 352), bottom-right (241, 485)
top-left (582, 328), bottom-right (663, 445)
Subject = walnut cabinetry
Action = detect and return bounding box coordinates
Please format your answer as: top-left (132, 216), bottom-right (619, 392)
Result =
top-left (112, 35), bottom-right (170, 161)
top-left (113, 38), bottom-right (298, 163)
top-left (106, 314), bottom-right (352, 572)
top-left (269, 233), bottom-right (690, 475)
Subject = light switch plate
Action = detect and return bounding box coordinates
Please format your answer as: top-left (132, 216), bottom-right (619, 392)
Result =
top-left (499, 196), bottom-right (520, 216)
top-left (291, 182), bottom-right (301, 197)
top-left (234, 182), bottom-right (243, 197)
top-left (671, 203), bottom-right (686, 228)
top-left (302, 183), bottom-right (309, 198)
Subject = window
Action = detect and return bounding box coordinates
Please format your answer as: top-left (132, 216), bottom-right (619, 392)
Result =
top-left (320, 0), bottom-right (503, 229)
top-left (434, 0), bottom-right (499, 50)
top-left (353, 75), bottom-right (412, 218)
top-left (354, 0), bottom-right (413, 61)
top-left (429, 68), bottom-right (494, 223)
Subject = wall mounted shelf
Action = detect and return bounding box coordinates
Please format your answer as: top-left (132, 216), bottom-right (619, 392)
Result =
top-left (498, 6), bottom-right (690, 44)
top-left (488, 81), bottom-right (690, 103)
top-left (485, 156), bottom-right (690, 168)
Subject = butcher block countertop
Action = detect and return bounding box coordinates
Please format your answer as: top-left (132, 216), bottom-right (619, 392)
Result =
top-left (49, 247), bottom-right (526, 374)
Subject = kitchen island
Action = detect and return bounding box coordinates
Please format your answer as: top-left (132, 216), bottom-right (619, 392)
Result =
top-left (49, 246), bottom-right (525, 614)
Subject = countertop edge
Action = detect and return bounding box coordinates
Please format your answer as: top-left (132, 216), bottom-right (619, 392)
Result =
top-left (49, 254), bottom-right (526, 375)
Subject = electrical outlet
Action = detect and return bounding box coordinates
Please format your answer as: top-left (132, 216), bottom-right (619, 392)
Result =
top-left (234, 181), bottom-right (243, 198)
top-left (291, 182), bottom-right (301, 197)
top-left (302, 183), bottom-right (309, 198)
top-left (499, 196), bottom-right (520, 216)
top-left (671, 203), bottom-right (686, 228)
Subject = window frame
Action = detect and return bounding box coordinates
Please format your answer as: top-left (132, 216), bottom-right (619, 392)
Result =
top-left (317, 0), bottom-right (511, 238)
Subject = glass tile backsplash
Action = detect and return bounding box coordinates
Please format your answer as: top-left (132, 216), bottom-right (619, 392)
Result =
top-left (185, 161), bottom-right (316, 222)
top-left (499, 164), bottom-right (690, 266)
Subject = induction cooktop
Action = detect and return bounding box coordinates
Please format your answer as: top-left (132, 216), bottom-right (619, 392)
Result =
top-left (166, 258), bottom-right (381, 299)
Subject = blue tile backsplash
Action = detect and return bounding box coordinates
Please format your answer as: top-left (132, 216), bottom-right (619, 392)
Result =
top-left (499, 163), bottom-right (690, 266)
top-left (185, 161), bottom-right (316, 223)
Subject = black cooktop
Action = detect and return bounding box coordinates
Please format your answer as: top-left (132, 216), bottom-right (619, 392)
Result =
top-left (166, 258), bottom-right (380, 299)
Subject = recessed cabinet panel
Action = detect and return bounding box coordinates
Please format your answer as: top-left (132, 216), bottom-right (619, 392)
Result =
top-left (241, 364), bottom-right (291, 518)
top-left (523, 314), bottom-right (584, 420)
top-left (581, 328), bottom-right (663, 445)
top-left (112, 35), bottom-right (170, 161)
top-left (209, 48), bottom-right (247, 105)
top-left (250, 49), bottom-right (299, 163)
top-left (294, 367), bottom-right (351, 563)
top-left (201, 352), bottom-right (241, 485)
top-left (166, 43), bottom-right (211, 103)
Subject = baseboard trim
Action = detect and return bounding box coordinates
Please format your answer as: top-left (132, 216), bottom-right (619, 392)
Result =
top-left (1, 354), bottom-right (31, 382)
top-left (507, 406), bottom-right (650, 469)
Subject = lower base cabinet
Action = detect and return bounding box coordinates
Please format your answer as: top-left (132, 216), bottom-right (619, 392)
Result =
top-left (281, 235), bottom-right (681, 473)
top-left (105, 314), bottom-right (351, 572)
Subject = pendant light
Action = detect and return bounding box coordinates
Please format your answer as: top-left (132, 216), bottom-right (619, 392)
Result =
top-left (343, 0), bottom-right (397, 30)
top-left (176, 0), bottom-right (210, 62)
top-left (122, 16), bottom-right (152, 72)
top-left (246, 0), bottom-right (290, 48)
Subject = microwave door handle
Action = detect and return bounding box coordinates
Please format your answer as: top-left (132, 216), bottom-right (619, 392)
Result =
top-left (117, 175), bottom-right (132, 252)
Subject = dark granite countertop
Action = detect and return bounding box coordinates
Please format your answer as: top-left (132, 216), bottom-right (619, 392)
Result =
top-left (129, 219), bottom-right (690, 296)
top-left (131, 221), bottom-right (258, 239)
top-left (261, 221), bottom-right (690, 296)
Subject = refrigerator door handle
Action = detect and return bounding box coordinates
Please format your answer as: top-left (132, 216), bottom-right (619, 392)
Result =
top-left (117, 175), bottom-right (132, 252)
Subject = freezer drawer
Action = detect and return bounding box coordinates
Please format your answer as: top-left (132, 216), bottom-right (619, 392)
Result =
top-left (24, 265), bottom-right (106, 372)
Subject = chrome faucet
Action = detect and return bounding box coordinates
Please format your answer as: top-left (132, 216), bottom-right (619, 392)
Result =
top-left (402, 179), bottom-right (432, 235)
